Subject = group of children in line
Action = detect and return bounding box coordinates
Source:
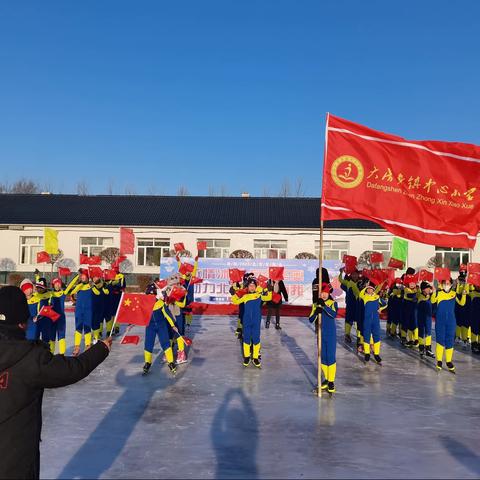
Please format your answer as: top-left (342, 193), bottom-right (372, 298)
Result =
top-left (336, 264), bottom-right (478, 374)
top-left (19, 268), bottom-right (125, 355)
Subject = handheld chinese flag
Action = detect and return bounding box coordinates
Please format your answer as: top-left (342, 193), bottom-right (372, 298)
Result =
top-left (272, 292), bottom-right (282, 304)
top-left (342, 255), bottom-right (357, 274)
top-left (190, 276), bottom-right (203, 285)
top-left (434, 267), bottom-right (451, 282)
top-left (229, 269), bottom-right (243, 283)
top-left (269, 267), bottom-right (284, 281)
top-left (155, 279), bottom-right (168, 289)
top-left (322, 114), bottom-right (480, 248)
top-left (370, 252), bottom-right (384, 264)
top-left (58, 267), bottom-right (71, 277)
top-left (44, 228), bottom-right (59, 255)
top-left (467, 273), bottom-right (480, 288)
top-left (38, 305), bottom-right (61, 322)
top-left (468, 263), bottom-right (480, 273)
top-left (174, 242), bottom-right (186, 253)
top-left (120, 227), bottom-right (135, 255)
top-left (169, 285), bottom-right (187, 301)
top-left (121, 335), bottom-right (141, 345)
top-left (88, 266), bottom-right (103, 279)
top-left (179, 262), bottom-right (194, 276)
top-left (362, 269), bottom-right (372, 279)
top-left (104, 269), bottom-right (117, 281)
top-left (257, 274), bottom-right (268, 288)
top-left (116, 293), bottom-right (157, 326)
top-left (80, 254), bottom-right (102, 265)
top-left (234, 288), bottom-right (247, 298)
top-left (403, 274), bottom-right (418, 285)
top-left (36, 251), bottom-right (50, 263)
top-left (197, 241), bottom-right (208, 251)
top-left (388, 258), bottom-right (404, 269)
top-left (418, 269), bottom-right (434, 283)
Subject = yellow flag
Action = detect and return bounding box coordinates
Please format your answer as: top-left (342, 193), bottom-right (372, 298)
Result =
top-left (44, 228), bottom-right (59, 255)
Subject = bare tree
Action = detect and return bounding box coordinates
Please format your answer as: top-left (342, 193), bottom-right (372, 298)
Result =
top-left (0, 258), bottom-right (16, 272)
top-left (219, 185), bottom-right (228, 196)
top-left (119, 259), bottom-right (134, 274)
top-left (167, 249), bottom-right (192, 258)
top-left (10, 179), bottom-right (40, 194)
top-left (262, 186), bottom-right (271, 197)
top-left (295, 252), bottom-right (317, 259)
top-left (100, 247), bottom-right (121, 266)
top-left (106, 179), bottom-right (115, 195)
top-left (357, 250), bottom-right (375, 270)
top-left (76, 181), bottom-right (89, 195)
top-left (278, 179), bottom-right (291, 198)
top-left (56, 257), bottom-right (77, 272)
top-left (147, 184), bottom-right (158, 195)
top-left (177, 185), bottom-right (189, 196)
top-left (124, 184), bottom-right (136, 195)
top-left (229, 249), bottom-right (254, 259)
top-left (294, 178), bottom-right (306, 197)
top-left (208, 185), bottom-right (216, 196)
top-left (427, 255), bottom-right (443, 268)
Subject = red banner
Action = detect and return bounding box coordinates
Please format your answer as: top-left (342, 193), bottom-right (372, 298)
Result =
top-left (322, 114), bottom-right (480, 248)
top-left (120, 227), bottom-right (135, 255)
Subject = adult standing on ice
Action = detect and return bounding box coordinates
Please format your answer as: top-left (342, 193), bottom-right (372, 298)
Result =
top-left (0, 286), bottom-right (112, 480)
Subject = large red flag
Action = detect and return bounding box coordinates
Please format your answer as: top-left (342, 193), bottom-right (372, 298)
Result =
top-left (322, 114), bottom-right (480, 248)
top-left (115, 293), bottom-right (157, 326)
top-left (120, 227), bottom-right (135, 255)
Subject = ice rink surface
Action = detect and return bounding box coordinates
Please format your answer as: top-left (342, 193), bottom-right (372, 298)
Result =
top-left (41, 314), bottom-right (480, 479)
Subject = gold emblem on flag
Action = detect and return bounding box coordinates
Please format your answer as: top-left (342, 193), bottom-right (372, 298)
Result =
top-left (331, 155), bottom-right (364, 189)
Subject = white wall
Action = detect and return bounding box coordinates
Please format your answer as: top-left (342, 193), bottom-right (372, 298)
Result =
top-left (0, 224), bottom-right (477, 275)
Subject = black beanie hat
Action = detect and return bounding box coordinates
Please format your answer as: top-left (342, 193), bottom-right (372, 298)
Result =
top-left (0, 286), bottom-right (31, 326)
top-left (420, 281), bottom-right (431, 291)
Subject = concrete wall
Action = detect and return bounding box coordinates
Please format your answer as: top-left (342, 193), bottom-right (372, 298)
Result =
top-left (0, 224), bottom-right (477, 275)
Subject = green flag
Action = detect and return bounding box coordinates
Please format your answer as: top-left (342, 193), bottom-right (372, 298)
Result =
top-left (391, 237), bottom-right (408, 263)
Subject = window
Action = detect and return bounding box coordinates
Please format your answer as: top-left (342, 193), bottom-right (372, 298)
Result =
top-left (137, 238), bottom-right (170, 267)
top-left (20, 236), bottom-right (43, 265)
top-left (435, 247), bottom-right (470, 271)
top-left (197, 239), bottom-right (230, 258)
top-left (372, 241), bottom-right (392, 265)
top-left (315, 240), bottom-right (349, 261)
top-left (80, 237), bottom-right (114, 257)
top-left (254, 240), bottom-right (287, 259)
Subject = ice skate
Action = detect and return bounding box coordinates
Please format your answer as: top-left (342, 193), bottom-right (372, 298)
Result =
top-left (176, 350), bottom-right (187, 364)
top-left (320, 380), bottom-right (328, 391)
top-left (142, 362), bottom-right (151, 375)
top-left (446, 362), bottom-right (456, 373)
top-left (373, 354), bottom-right (382, 365)
top-left (419, 345), bottom-right (425, 356)
top-left (344, 334), bottom-right (352, 343)
top-left (436, 361), bottom-right (443, 371)
top-left (265, 320), bottom-right (270, 329)
top-left (243, 356), bottom-right (251, 367)
top-left (168, 362), bottom-right (177, 375)
top-left (275, 321), bottom-right (281, 330)
top-left (252, 358), bottom-right (261, 368)
top-left (327, 382), bottom-right (336, 394)
top-left (425, 346), bottom-right (435, 358)
top-left (364, 353), bottom-right (371, 363)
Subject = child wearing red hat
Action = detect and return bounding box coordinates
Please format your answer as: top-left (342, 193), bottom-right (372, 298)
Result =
top-left (49, 277), bottom-right (68, 354)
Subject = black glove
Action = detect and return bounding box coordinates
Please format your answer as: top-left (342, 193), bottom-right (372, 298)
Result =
top-left (317, 298), bottom-right (325, 307)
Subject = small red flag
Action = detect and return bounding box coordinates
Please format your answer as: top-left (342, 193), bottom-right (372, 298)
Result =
top-left (271, 292), bottom-right (282, 304)
top-left (434, 267), bottom-right (451, 282)
top-left (80, 254), bottom-right (102, 265)
top-left (89, 266), bottom-right (103, 279)
top-left (197, 241), bottom-right (208, 251)
top-left (58, 267), bottom-right (71, 277)
top-left (104, 269), bottom-right (117, 281)
top-left (370, 252), bottom-right (384, 264)
top-left (190, 276), bottom-right (203, 285)
top-left (362, 269), bottom-right (372, 279)
top-left (121, 335), bottom-right (141, 345)
top-left (155, 279), bottom-right (168, 289)
top-left (342, 255), bottom-right (358, 274)
top-left (38, 305), bottom-right (61, 322)
top-left (257, 274), bottom-right (268, 288)
top-left (269, 267), bottom-right (284, 281)
top-left (174, 242), bottom-right (186, 253)
top-left (120, 227), bottom-right (135, 255)
top-left (418, 269), bottom-right (434, 283)
top-left (116, 293), bottom-right (157, 326)
top-left (36, 251), bottom-right (50, 263)
top-left (468, 263), bottom-right (480, 273)
top-left (169, 285), bottom-right (187, 302)
top-left (388, 258), bottom-right (404, 269)
top-left (403, 274), bottom-right (419, 285)
top-left (234, 288), bottom-right (247, 298)
top-left (468, 272), bottom-right (480, 287)
top-left (229, 269), bottom-right (243, 283)
top-left (111, 255), bottom-right (127, 270)
top-left (179, 262), bottom-right (195, 276)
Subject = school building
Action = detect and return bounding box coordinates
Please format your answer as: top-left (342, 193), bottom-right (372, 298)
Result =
top-left (0, 193), bottom-right (476, 278)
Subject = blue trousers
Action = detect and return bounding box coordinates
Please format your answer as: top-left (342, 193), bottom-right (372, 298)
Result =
top-left (75, 308), bottom-right (92, 334)
top-left (145, 317), bottom-right (171, 353)
top-left (363, 312), bottom-right (381, 344)
top-left (243, 316), bottom-right (261, 346)
top-left (436, 318), bottom-right (456, 349)
top-left (26, 317), bottom-right (38, 341)
top-left (37, 316), bottom-right (53, 342)
top-left (51, 314), bottom-right (66, 341)
top-left (417, 313), bottom-right (432, 340)
top-left (321, 318), bottom-right (336, 366)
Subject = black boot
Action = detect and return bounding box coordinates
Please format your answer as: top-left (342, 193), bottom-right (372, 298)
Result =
top-left (320, 380), bottom-right (329, 391)
top-left (168, 362), bottom-right (177, 375)
top-left (265, 319), bottom-right (270, 329)
top-left (275, 321), bottom-right (281, 330)
top-left (142, 362), bottom-right (151, 375)
top-left (252, 358), bottom-right (261, 368)
top-left (436, 361), bottom-right (443, 371)
top-left (243, 357), bottom-right (251, 367)
top-left (364, 353), bottom-right (371, 363)
top-left (373, 354), bottom-right (382, 364)
top-left (446, 362), bottom-right (456, 373)
top-left (419, 344), bottom-right (425, 356)
top-left (426, 346), bottom-right (435, 358)
top-left (327, 382), bottom-right (336, 394)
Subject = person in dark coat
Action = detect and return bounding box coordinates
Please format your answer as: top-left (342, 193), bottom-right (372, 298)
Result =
top-left (312, 267), bottom-right (331, 304)
top-left (0, 286), bottom-right (112, 480)
top-left (265, 279), bottom-right (289, 330)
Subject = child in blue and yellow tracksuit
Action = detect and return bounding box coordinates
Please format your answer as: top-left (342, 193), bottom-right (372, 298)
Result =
top-left (231, 277), bottom-right (272, 368)
top-left (469, 285), bottom-right (480, 354)
top-left (360, 282), bottom-right (387, 364)
top-left (68, 270), bottom-right (103, 356)
top-left (177, 254), bottom-right (199, 330)
top-left (455, 276), bottom-right (471, 344)
top-left (386, 279), bottom-right (403, 338)
top-left (91, 275), bottom-right (110, 341)
top-left (50, 277), bottom-right (68, 354)
top-left (309, 283), bottom-right (338, 394)
top-left (355, 277), bottom-right (368, 352)
top-left (416, 281), bottom-right (434, 358)
top-left (110, 272), bottom-right (126, 335)
top-left (431, 279), bottom-right (467, 372)
top-left (143, 284), bottom-right (179, 376)
top-left (338, 269), bottom-right (359, 343)
top-left (165, 289), bottom-right (188, 364)
top-left (32, 276), bottom-right (53, 345)
top-left (402, 281), bottom-right (418, 348)
top-left (20, 279), bottom-right (41, 341)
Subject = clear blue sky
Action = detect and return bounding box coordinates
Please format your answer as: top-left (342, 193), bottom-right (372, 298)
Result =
top-left (0, 0), bottom-right (479, 196)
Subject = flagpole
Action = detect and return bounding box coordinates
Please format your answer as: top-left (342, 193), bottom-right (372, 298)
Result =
top-left (317, 219), bottom-right (324, 397)
top-left (108, 292), bottom-right (124, 339)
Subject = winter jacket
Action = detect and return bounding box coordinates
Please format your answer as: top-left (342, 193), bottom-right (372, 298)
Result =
top-left (0, 328), bottom-right (109, 479)
top-left (266, 280), bottom-right (289, 306)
